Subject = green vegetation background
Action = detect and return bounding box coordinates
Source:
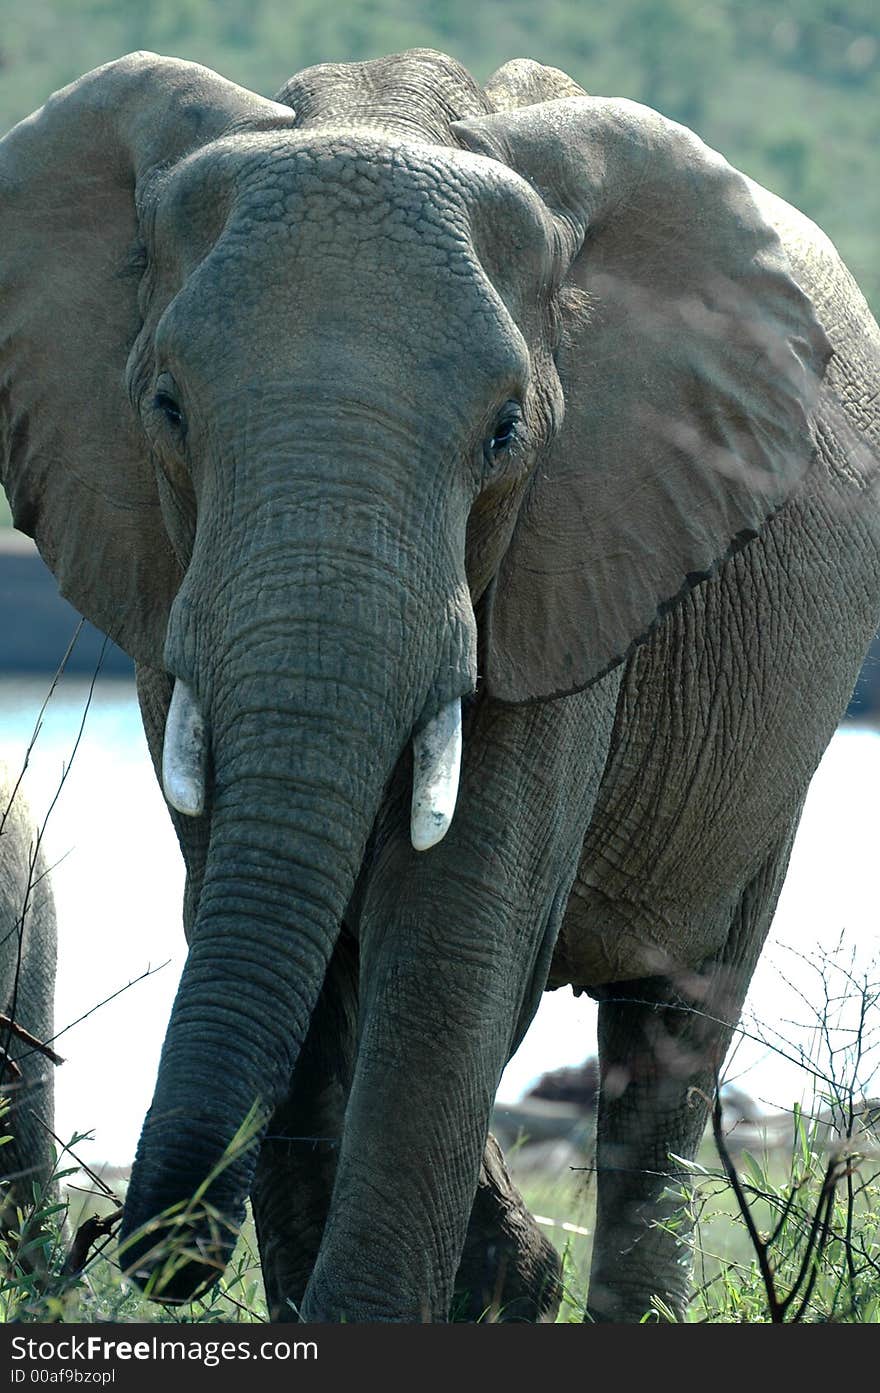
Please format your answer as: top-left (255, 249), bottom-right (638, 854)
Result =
top-left (0, 2), bottom-right (875, 530)
top-left (2, 2), bottom-right (878, 297)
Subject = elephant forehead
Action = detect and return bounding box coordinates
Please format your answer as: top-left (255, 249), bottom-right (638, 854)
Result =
top-left (159, 129), bottom-right (554, 289)
top-left (151, 134), bottom-right (543, 392)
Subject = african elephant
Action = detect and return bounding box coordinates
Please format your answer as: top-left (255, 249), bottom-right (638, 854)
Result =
top-left (0, 768), bottom-right (57, 1252)
top-left (1, 47), bottom-right (878, 1322)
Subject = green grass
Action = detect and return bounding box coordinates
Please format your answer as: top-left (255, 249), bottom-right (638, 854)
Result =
top-left (1, 1182), bottom-right (268, 1324)
top-left (2, 1113), bottom-right (878, 1323)
top-left (516, 1162), bottom-right (594, 1321)
top-left (512, 1103), bottom-right (880, 1323)
top-left (679, 1110), bottom-right (880, 1322)
top-left (3, 944), bottom-right (878, 1323)
top-left (0, 1119), bottom-right (269, 1323)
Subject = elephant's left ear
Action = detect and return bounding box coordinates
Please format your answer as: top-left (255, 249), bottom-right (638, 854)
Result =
top-left (453, 98), bottom-right (832, 703)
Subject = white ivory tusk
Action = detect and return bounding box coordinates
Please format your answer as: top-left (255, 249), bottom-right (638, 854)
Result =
top-left (411, 698), bottom-right (462, 852)
top-left (162, 679), bottom-right (207, 817)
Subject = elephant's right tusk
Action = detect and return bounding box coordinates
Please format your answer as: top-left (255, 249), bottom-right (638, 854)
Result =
top-left (411, 698), bottom-right (462, 852)
top-left (162, 680), bottom-right (207, 817)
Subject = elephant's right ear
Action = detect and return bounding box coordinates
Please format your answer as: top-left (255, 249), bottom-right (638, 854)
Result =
top-left (454, 98), bottom-right (832, 704)
top-left (0, 53), bottom-right (296, 665)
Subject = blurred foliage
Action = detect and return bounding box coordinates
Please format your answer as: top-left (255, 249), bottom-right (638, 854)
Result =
top-left (0, 0), bottom-right (876, 312)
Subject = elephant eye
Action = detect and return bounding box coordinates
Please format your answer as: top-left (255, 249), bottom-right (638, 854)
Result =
top-left (154, 380), bottom-right (185, 433)
top-left (484, 402), bottom-right (522, 465)
top-left (155, 392), bottom-right (183, 428)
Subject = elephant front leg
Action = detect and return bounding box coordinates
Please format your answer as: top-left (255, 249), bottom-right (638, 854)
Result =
top-left (251, 932), bottom-right (358, 1320)
top-left (298, 914), bottom-right (531, 1320)
top-left (299, 688), bottom-right (613, 1322)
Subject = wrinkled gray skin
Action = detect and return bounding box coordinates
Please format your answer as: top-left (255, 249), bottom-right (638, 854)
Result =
top-left (1, 49), bottom-right (879, 1322)
top-left (0, 770), bottom-right (57, 1245)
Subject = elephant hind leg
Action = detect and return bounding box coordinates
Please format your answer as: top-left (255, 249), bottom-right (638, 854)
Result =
top-left (453, 1134), bottom-right (563, 1322)
top-left (586, 829), bottom-right (798, 1323)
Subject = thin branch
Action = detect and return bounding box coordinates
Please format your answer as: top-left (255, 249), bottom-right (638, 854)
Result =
top-left (786, 1164), bottom-right (841, 1323)
top-left (62, 1208), bottom-right (124, 1278)
top-left (0, 1012), bottom-right (64, 1065)
top-left (32, 1116), bottom-right (119, 1201)
top-left (711, 1076), bottom-right (783, 1321)
top-left (0, 621), bottom-right (85, 843)
top-left (43, 961), bottom-right (171, 1050)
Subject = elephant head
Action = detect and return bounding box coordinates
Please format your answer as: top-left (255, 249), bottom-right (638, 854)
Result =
top-left (0, 49), bottom-right (829, 1301)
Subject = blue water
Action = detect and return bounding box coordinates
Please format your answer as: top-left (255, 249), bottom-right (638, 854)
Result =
top-left (1, 673), bottom-right (878, 1164)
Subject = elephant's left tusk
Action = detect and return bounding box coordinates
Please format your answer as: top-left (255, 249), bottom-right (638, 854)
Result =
top-left (162, 679), bottom-right (207, 818)
top-left (411, 698), bottom-right (462, 852)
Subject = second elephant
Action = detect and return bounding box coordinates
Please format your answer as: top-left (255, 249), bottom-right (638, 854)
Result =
top-left (0, 767), bottom-right (57, 1258)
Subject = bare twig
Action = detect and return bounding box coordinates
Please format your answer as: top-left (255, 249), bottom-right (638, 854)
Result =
top-left (711, 1077), bottom-right (784, 1320)
top-left (785, 1161), bottom-right (841, 1323)
top-left (0, 1012), bottom-right (64, 1065)
top-left (0, 621), bottom-right (85, 843)
top-left (62, 1208), bottom-right (123, 1278)
top-left (32, 1117), bottom-right (119, 1202)
top-left (43, 961), bottom-right (171, 1051)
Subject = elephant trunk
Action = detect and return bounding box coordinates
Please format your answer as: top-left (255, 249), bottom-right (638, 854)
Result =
top-left (119, 502), bottom-right (476, 1298)
top-left (120, 797), bottom-right (358, 1299)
